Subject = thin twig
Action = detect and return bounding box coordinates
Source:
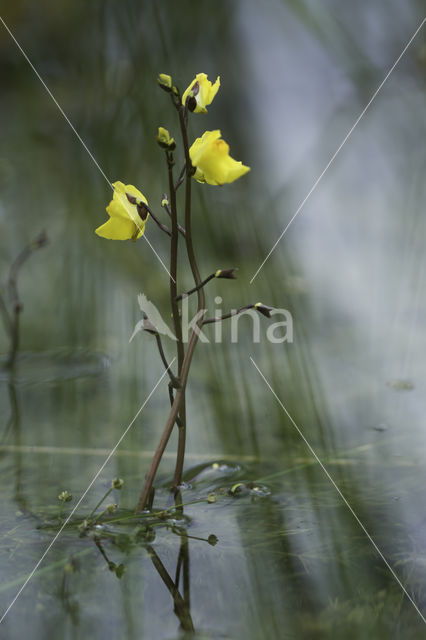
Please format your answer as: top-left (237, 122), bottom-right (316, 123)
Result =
top-left (176, 273), bottom-right (215, 302)
top-left (5, 231), bottom-right (48, 369)
top-left (202, 305), bottom-right (255, 325)
top-left (144, 205), bottom-right (172, 237)
top-left (162, 199), bottom-right (186, 237)
top-left (174, 165), bottom-right (186, 191)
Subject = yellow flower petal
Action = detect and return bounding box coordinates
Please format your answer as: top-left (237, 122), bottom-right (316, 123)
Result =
top-left (189, 131), bottom-right (250, 186)
top-left (95, 181), bottom-right (149, 241)
top-left (96, 217), bottom-right (144, 241)
top-left (182, 73), bottom-right (220, 114)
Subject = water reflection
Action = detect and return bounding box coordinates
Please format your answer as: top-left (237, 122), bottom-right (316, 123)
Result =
top-left (146, 531), bottom-right (194, 635)
top-left (88, 506), bottom-right (217, 638)
top-left (2, 376), bottom-right (25, 510)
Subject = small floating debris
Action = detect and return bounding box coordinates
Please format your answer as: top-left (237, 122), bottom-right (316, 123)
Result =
top-left (387, 379), bottom-right (414, 391)
top-left (229, 482), bottom-right (271, 498)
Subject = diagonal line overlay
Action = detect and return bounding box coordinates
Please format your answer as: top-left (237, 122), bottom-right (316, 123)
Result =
top-left (250, 16), bottom-right (426, 283)
top-left (0, 361), bottom-right (175, 624)
top-left (0, 15), bottom-right (174, 281)
top-left (250, 356), bottom-right (426, 626)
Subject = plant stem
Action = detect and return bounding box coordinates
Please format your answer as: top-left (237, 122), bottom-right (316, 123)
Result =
top-left (174, 164), bottom-right (186, 191)
top-left (176, 273), bottom-right (215, 302)
top-left (155, 333), bottom-right (179, 387)
top-left (167, 151), bottom-right (187, 489)
top-left (162, 199), bottom-right (186, 237)
top-left (136, 93), bottom-right (208, 510)
top-left (202, 304), bottom-right (255, 325)
top-left (145, 206), bottom-right (173, 237)
top-left (88, 487), bottom-right (113, 519)
top-left (169, 382), bottom-right (182, 427)
top-left (135, 327), bottom-right (200, 512)
top-left (173, 103), bottom-right (205, 488)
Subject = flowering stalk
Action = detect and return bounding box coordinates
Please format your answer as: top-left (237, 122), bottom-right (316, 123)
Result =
top-left (96, 72), bottom-right (266, 512)
top-left (137, 88), bottom-right (204, 509)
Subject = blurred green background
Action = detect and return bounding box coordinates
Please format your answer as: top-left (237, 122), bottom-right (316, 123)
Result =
top-left (1, 1), bottom-right (426, 638)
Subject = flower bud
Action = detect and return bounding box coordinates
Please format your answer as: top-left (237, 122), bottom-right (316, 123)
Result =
top-left (58, 490), bottom-right (72, 503)
top-left (254, 303), bottom-right (274, 318)
top-left (106, 503), bottom-right (118, 514)
top-left (215, 268), bottom-right (238, 280)
top-left (157, 73), bottom-right (173, 92)
top-left (111, 477), bottom-right (124, 490)
top-left (157, 127), bottom-right (176, 150)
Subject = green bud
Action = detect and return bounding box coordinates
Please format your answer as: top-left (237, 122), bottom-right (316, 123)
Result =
top-left (111, 477), bottom-right (124, 490)
top-left (58, 490), bottom-right (72, 503)
top-left (105, 503), bottom-right (118, 514)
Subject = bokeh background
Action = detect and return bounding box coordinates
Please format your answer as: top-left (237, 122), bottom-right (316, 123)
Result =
top-left (1, 1), bottom-right (426, 639)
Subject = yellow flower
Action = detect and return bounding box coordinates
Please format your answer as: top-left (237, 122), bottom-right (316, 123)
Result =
top-left (189, 130), bottom-right (250, 186)
top-left (95, 181), bottom-right (149, 241)
top-left (182, 73), bottom-right (220, 114)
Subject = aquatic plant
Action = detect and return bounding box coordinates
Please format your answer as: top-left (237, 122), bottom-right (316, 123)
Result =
top-left (95, 72), bottom-right (273, 511)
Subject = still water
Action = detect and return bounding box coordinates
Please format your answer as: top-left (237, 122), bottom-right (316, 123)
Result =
top-left (1, 1), bottom-right (426, 638)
